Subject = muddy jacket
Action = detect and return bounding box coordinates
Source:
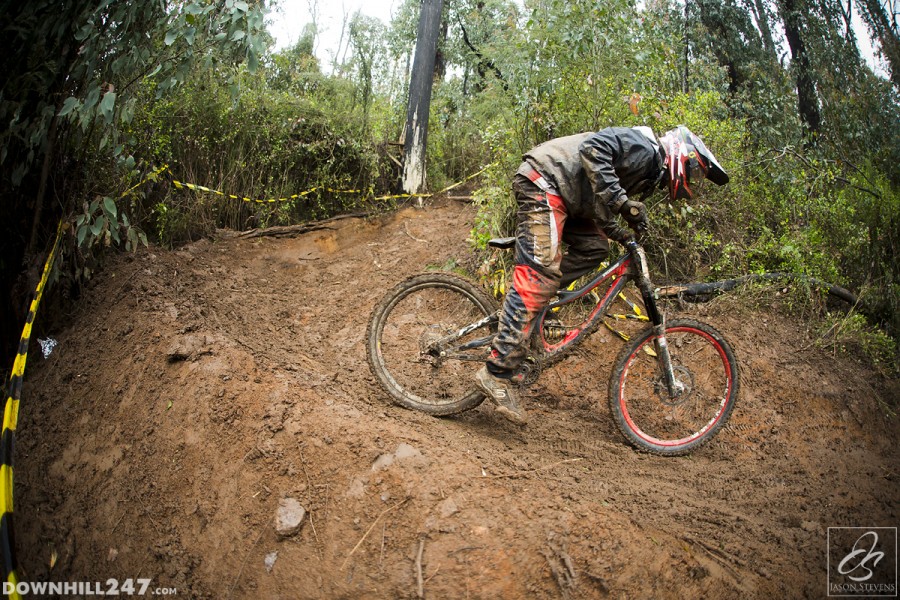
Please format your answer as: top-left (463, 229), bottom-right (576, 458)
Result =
top-left (521, 126), bottom-right (665, 239)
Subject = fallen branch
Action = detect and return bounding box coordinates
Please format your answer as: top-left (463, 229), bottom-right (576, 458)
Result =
top-left (340, 498), bottom-right (409, 571)
top-left (404, 222), bottom-right (428, 243)
top-left (680, 535), bottom-right (745, 579)
top-left (415, 537), bottom-right (426, 598)
top-left (657, 272), bottom-right (861, 308)
top-left (425, 565), bottom-right (441, 585)
top-left (238, 224), bottom-right (334, 239)
top-left (238, 212), bottom-right (372, 239)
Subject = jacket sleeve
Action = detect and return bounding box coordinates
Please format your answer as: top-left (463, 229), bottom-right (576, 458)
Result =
top-left (579, 130), bottom-right (630, 241)
top-left (579, 130), bottom-right (628, 213)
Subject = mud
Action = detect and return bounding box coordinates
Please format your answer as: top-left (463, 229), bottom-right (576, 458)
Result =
top-left (15, 197), bottom-right (899, 598)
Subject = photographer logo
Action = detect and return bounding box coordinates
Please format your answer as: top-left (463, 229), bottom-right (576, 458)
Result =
top-left (828, 527), bottom-right (897, 597)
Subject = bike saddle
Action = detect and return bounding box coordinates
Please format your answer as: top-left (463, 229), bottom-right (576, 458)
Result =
top-left (488, 237), bottom-right (515, 249)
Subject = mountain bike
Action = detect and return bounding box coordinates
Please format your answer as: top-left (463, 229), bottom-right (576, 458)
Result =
top-left (366, 236), bottom-right (739, 455)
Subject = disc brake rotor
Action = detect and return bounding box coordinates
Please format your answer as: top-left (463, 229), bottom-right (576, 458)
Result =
top-left (655, 365), bottom-right (694, 406)
top-left (418, 325), bottom-right (450, 365)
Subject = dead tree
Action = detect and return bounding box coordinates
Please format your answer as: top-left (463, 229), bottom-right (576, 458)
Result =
top-left (402, 0), bottom-right (443, 196)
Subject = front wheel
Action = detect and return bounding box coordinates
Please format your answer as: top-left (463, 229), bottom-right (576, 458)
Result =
top-left (608, 318), bottom-right (739, 455)
top-left (366, 273), bottom-right (498, 416)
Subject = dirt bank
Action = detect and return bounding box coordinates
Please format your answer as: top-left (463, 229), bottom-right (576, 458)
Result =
top-left (15, 197), bottom-right (899, 598)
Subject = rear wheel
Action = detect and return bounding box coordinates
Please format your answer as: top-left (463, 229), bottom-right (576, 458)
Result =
top-left (608, 318), bottom-right (739, 455)
top-left (366, 273), bottom-right (498, 415)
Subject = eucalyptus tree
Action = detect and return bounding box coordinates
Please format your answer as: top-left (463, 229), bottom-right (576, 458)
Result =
top-left (777, 0), bottom-right (823, 136)
top-left (450, 0), bottom-right (520, 93)
top-left (348, 13), bottom-right (389, 127)
top-left (511, 0), bottom-right (647, 145)
top-left (856, 0), bottom-right (900, 87)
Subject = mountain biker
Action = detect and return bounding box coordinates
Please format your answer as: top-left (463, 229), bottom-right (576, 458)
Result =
top-left (475, 125), bottom-right (729, 425)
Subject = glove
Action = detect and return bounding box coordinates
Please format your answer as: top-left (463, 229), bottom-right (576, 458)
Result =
top-left (619, 198), bottom-right (648, 233)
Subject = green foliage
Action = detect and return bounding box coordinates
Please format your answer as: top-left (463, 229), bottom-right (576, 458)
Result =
top-left (266, 25), bottom-right (321, 90)
top-left (0, 0), bottom-right (271, 295)
top-left (3, 0), bottom-right (899, 364)
top-left (123, 44), bottom-right (389, 245)
top-left (74, 195), bottom-right (147, 253)
top-left (510, 0), bottom-right (641, 142)
top-left (469, 169), bottom-right (516, 251)
top-left (815, 312), bottom-right (899, 380)
top-left (423, 81), bottom-right (499, 190)
top-left (451, 0), bottom-right (900, 350)
top-left (1, 0), bottom-right (267, 189)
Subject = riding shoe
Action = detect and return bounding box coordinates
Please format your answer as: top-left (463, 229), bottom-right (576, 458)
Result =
top-left (475, 366), bottom-right (528, 425)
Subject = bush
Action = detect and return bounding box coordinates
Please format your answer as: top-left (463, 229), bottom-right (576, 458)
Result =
top-left (125, 64), bottom-right (387, 245)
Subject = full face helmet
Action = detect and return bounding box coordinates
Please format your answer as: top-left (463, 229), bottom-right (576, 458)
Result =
top-left (660, 125), bottom-right (729, 200)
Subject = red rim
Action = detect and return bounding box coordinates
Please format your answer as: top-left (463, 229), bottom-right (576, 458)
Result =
top-left (617, 325), bottom-right (734, 449)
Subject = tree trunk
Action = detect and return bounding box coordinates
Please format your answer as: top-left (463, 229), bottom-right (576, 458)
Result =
top-left (25, 114), bottom-right (59, 259)
top-left (751, 0), bottom-right (778, 57)
top-left (856, 0), bottom-right (900, 88)
top-left (778, 0), bottom-right (822, 136)
top-left (697, 0), bottom-right (743, 94)
top-left (402, 0), bottom-right (443, 196)
top-left (435, 14), bottom-right (448, 81)
top-left (683, 0), bottom-right (690, 93)
top-left (696, 0), bottom-right (771, 95)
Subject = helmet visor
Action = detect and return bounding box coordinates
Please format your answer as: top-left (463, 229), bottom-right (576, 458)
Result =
top-left (690, 136), bottom-right (729, 185)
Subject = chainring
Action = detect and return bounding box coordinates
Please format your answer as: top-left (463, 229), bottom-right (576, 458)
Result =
top-left (514, 356), bottom-right (542, 386)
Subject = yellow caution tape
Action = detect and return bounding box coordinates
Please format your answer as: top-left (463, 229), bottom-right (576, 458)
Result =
top-left (602, 321), bottom-right (658, 357)
top-left (2, 219), bottom-right (64, 599)
top-left (165, 163), bottom-right (493, 205)
top-left (119, 164), bottom-right (170, 199)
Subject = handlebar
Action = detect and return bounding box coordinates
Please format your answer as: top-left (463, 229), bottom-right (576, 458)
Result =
top-left (620, 233), bottom-right (643, 252)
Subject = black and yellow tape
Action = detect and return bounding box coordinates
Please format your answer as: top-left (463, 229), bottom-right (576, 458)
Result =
top-left (2, 220), bottom-right (63, 598)
top-left (166, 164), bottom-right (492, 205)
top-left (120, 164), bottom-right (171, 199)
top-left (172, 177), bottom-right (324, 203)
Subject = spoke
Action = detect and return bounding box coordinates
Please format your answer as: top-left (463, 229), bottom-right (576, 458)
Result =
top-left (375, 282), bottom-right (494, 409)
top-left (615, 324), bottom-right (735, 451)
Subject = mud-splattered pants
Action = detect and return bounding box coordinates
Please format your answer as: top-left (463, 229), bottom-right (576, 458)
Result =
top-left (486, 164), bottom-right (609, 377)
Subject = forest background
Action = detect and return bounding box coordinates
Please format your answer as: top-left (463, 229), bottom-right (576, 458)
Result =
top-left (1, 0), bottom-right (898, 377)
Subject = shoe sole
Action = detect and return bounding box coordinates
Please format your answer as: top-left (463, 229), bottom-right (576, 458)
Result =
top-left (494, 405), bottom-right (528, 426)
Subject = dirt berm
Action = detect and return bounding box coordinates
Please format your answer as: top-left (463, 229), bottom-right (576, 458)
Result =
top-left (16, 197), bottom-right (899, 598)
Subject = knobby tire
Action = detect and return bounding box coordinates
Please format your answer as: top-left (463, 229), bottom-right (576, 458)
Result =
top-left (608, 318), bottom-right (740, 456)
top-left (366, 272), bottom-right (498, 416)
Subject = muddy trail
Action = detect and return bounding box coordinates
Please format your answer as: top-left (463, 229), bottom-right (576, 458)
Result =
top-left (15, 197), bottom-right (899, 599)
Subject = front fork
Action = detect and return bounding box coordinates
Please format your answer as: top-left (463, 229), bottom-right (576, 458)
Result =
top-left (631, 245), bottom-right (684, 398)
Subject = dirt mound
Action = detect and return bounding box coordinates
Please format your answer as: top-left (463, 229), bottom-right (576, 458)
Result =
top-left (16, 198), bottom-right (899, 598)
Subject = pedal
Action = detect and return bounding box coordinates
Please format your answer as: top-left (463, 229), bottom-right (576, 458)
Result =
top-left (487, 237), bottom-right (515, 249)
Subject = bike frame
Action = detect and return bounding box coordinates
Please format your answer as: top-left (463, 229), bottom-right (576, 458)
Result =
top-left (435, 239), bottom-right (683, 397)
top-left (537, 248), bottom-right (634, 354)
